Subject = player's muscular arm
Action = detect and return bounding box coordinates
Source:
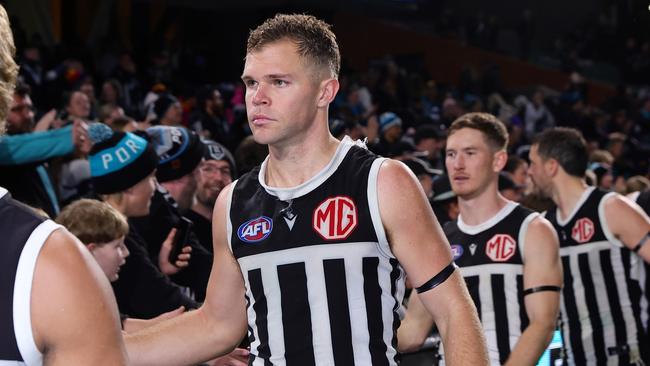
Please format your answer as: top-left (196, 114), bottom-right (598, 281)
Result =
top-left (604, 195), bottom-right (650, 263)
top-left (505, 217), bottom-right (562, 366)
top-left (32, 229), bottom-right (128, 365)
top-left (378, 159), bottom-right (488, 366)
top-left (397, 290), bottom-right (435, 353)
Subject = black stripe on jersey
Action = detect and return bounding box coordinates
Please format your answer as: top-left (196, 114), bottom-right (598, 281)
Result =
top-left (248, 269), bottom-right (272, 366)
top-left (578, 253), bottom-right (607, 363)
top-left (516, 275), bottom-right (529, 333)
top-left (278, 263), bottom-right (315, 366)
top-left (363, 257), bottom-right (388, 366)
top-left (621, 249), bottom-right (646, 351)
top-left (389, 258), bottom-right (401, 364)
top-left (599, 249), bottom-right (629, 362)
top-left (561, 255), bottom-right (586, 364)
top-left (323, 259), bottom-right (355, 365)
top-left (491, 274), bottom-right (511, 363)
top-left (465, 276), bottom-right (481, 321)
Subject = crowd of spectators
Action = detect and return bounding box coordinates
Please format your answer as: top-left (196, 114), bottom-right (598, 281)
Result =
top-left (2, 10), bottom-right (650, 333)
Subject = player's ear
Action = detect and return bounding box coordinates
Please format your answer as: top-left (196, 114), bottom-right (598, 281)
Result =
top-left (546, 158), bottom-right (559, 177)
top-left (317, 78), bottom-right (339, 108)
top-left (493, 150), bottom-right (508, 173)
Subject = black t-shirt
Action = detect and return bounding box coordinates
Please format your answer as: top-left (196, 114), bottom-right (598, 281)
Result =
top-left (111, 227), bottom-right (198, 319)
top-left (185, 209), bottom-right (213, 254)
top-left (129, 188), bottom-right (212, 301)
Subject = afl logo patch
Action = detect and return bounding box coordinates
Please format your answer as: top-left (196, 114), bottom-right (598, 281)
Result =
top-left (237, 216), bottom-right (273, 243)
top-left (451, 245), bottom-right (464, 260)
top-left (313, 196), bottom-right (358, 240)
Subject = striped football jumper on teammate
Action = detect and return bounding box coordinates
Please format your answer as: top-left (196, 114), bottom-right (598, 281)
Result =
top-left (529, 127), bottom-right (650, 365)
top-left (398, 113), bottom-right (562, 366)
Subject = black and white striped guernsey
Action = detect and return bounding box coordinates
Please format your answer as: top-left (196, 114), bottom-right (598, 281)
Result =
top-left (631, 190), bottom-right (650, 348)
top-left (0, 187), bottom-right (60, 366)
top-left (545, 187), bottom-right (647, 365)
top-left (227, 137), bottom-right (406, 365)
top-left (443, 201), bottom-right (538, 365)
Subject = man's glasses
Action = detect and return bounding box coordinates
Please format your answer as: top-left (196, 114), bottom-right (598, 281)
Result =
top-left (200, 165), bottom-right (232, 176)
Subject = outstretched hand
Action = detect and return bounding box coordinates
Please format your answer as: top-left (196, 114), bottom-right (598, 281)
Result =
top-left (210, 348), bottom-right (249, 366)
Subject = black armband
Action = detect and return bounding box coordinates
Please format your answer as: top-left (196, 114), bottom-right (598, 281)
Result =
top-left (523, 285), bottom-right (561, 296)
top-left (632, 232), bottom-right (650, 253)
top-left (416, 261), bottom-right (457, 294)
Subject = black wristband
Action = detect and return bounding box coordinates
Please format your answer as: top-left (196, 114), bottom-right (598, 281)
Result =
top-left (632, 232), bottom-right (649, 253)
top-left (523, 285), bottom-right (561, 296)
top-left (415, 261), bottom-right (458, 294)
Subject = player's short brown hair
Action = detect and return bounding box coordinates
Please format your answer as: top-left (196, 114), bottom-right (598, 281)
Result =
top-left (247, 14), bottom-right (340, 79)
top-left (448, 112), bottom-right (509, 151)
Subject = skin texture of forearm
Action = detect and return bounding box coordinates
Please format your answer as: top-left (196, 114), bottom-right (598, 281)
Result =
top-left (420, 274), bottom-right (489, 366)
top-left (504, 320), bottom-right (555, 366)
top-left (125, 307), bottom-right (247, 366)
top-left (438, 300), bottom-right (489, 365)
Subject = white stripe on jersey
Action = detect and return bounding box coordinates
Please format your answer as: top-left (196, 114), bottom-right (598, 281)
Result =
top-left (242, 274), bottom-right (262, 366)
top-left (479, 273), bottom-right (499, 363)
top-left (260, 261), bottom-right (286, 366)
top-left (304, 255), bottom-right (335, 365)
top-left (611, 249), bottom-right (642, 355)
top-left (0, 361), bottom-right (27, 365)
top-left (559, 240), bottom-right (611, 256)
top-left (367, 157), bottom-right (393, 259)
top-left (565, 247), bottom-right (595, 363)
top-left (458, 263), bottom-right (523, 277)
top-left (13, 220), bottom-right (60, 366)
top-left (640, 264), bottom-right (649, 332)
top-left (589, 247), bottom-right (617, 359)
top-left (505, 274), bottom-right (522, 352)
top-left (346, 254), bottom-right (372, 366)
top-left (238, 242), bottom-right (403, 366)
top-left (598, 192), bottom-right (624, 248)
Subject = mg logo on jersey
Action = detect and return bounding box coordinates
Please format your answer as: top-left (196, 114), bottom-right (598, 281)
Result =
top-left (571, 217), bottom-right (595, 243)
top-left (313, 196), bottom-right (358, 240)
top-left (237, 216), bottom-right (273, 243)
top-left (485, 234), bottom-right (516, 262)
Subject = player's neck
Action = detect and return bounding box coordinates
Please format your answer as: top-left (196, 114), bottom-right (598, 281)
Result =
top-left (552, 176), bottom-right (589, 221)
top-left (265, 132), bottom-right (340, 188)
top-left (458, 186), bottom-right (509, 226)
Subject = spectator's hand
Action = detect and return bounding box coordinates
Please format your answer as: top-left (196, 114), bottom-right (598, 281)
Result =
top-left (158, 228), bottom-right (192, 275)
top-left (210, 348), bottom-right (250, 366)
top-left (122, 306), bottom-right (185, 333)
top-left (33, 109), bottom-right (58, 132)
top-left (72, 119), bottom-right (91, 155)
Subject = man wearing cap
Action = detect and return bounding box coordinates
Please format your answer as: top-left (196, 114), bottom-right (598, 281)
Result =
top-left (402, 157), bottom-right (442, 200)
top-left (87, 123), bottom-right (198, 319)
top-left (414, 125), bottom-right (445, 170)
top-left (430, 174), bottom-right (459, 226)
top-left (185, 140), bottom-right (236, 253)
top-left (368, 111), bottom-right (403, 157)
top-left (129, 126), bottom-right (213, 302)
top-left (151, 93), bottom-right (183, 126)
